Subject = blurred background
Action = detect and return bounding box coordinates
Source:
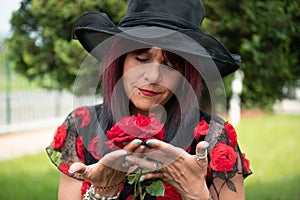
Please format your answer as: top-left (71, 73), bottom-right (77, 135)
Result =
top-left (0, 0), bottom-right (299, 199)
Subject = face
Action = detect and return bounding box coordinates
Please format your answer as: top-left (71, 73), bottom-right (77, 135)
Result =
top-left (122, 47), bottom-right (182, 115)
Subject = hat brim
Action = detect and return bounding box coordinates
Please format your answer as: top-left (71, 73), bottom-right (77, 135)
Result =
top-left (72, 12), bottom-right (240, 77)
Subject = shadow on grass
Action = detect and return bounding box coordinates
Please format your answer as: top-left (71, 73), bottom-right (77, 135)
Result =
top-left (245, 174), bottom-right (300, 200)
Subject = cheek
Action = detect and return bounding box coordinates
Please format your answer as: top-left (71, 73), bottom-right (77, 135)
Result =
top-left (122, 73), bottom-right (134, 96)
top-left (163, 72), bottom-right (182, 91)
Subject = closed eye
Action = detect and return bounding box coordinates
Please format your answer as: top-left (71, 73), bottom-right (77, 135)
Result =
top-left (136, 57), bottom-right (149, 63)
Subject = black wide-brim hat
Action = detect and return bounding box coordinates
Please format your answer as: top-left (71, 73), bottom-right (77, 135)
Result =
top-left (72, 0), bottom-right (241, 77)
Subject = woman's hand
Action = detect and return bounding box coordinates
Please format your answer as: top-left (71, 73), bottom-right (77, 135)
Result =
top-left (125, 139), bottom-right (211, 200)
top-left (68, 139), bottom-right (145, 197)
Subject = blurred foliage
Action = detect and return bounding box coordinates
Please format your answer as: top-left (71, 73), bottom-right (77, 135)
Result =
top-left (203, 0), bottom-right (300, 109)
top-left (5, 0), bottom-right (128, 93)
top-left (5, 0), bottom-right (300, 109)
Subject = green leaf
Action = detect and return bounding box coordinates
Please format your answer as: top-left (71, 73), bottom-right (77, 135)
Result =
top-left (141, 168), bottom-right (151, 174)
top-left (127, 174), bottom-right (139, 185)
top-left (145, 180), bottom-right (165, 197)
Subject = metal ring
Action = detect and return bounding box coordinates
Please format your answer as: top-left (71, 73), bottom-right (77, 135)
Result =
top-left (196, 141), bottom-right (209, 160)
top-left (196, 149), bottom-right (207, 160)
top-left (159, 165), bottom-right (166, 172)
top-left (152, 161), bottom-right (162, 172)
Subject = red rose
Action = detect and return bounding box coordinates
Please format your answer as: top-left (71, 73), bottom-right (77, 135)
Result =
top-left (193, 119), bottom-right (209, 140)
top-left (73, 107), bottom-right (91, 128)
top-left (118, 114), bottom-right (164, 139)
top-left (241, 153), bottom-right (251, 174)
top-left (157, 182), bottom-right (181, 200)
top-left (58, 163), bottom-right (70, 176)
top-left (105, 114), bottom-right (165, 150)
top-left (81, 180), bottom-right (91, 195)
top-left (209, 142), bottom-right (238, 172)
top-left (87, 136), bottom-right (103, 160)
top-left (51, 124), bottom-right (67, 150)
top-left (225, 122), bottom-right (237, 148)
top-left (76, 136), bottom-right (85, 163)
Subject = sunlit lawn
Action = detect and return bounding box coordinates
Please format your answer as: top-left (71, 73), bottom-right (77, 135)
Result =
top-left (0, 113), bottom-right (299, 200)
top-left (0, 152), bottom-right (59, 200)
top-left (236, 113), bottom-right (300, 200)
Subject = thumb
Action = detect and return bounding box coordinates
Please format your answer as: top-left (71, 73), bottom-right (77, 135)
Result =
top-left (69, 162), bottom-right (87, 175)
top-left (196, 141), bottom-right (209, 158)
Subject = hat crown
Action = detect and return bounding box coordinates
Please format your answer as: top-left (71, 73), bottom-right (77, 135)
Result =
top-left (119, 0), bottom-right (205, 29)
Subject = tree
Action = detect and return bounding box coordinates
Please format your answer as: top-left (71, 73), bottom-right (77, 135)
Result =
top-left (6, 0), bottom-right (128, 92)
top-left (6, 0), bottom-right (300, 109)
top-left (203, 0), bottom-right (300, 109)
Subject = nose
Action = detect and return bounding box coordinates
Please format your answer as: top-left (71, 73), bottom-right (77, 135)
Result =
top-left (143, 63), bottom-right (162, 83)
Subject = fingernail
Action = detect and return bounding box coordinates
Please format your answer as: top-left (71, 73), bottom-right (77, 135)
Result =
top-left (140, 145), bottom-right (145, 150)
top-left (139, 177), bottom-right (145, 182)
top-left (68, 169), bottom-right (75, 176)
top-left (202, 141), bottom-right (209, 149)
top-left (121, 150), bottom-right (128, 157)
top-left (146, 141), bottom-right (153, 147)
top-left (135, 139), bottom-right (142, 145)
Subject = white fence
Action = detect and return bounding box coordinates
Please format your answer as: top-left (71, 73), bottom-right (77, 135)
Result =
top-left (0, 89), bottom-right (102, 134)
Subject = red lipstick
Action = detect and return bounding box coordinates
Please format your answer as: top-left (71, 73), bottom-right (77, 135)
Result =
top-left (138, 88), bottom-right (159, 97)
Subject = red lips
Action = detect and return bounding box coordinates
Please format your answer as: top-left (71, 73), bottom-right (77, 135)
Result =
top-left (138, 88), bottom-right (159, 97)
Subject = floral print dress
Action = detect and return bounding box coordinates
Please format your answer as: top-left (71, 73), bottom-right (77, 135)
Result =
top-left (46, 104), bottom-right (251, 200)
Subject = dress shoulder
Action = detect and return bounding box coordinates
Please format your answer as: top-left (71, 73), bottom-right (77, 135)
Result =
top-left (45, 104), bottom-right (104, 180)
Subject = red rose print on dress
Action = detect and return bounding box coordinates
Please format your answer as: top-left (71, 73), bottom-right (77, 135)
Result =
top-left (225, 121), bottom-right (237, 148)
top-left (105, 114), bottom-right (165, 150)
top-left (76, 136), bottom-right (85, 163)
top-left (241, 153), bottom-right (251, 174)
top-left (73, 107), bottom-right (91, 128)
top-left (209, 142), bottom-right (238, 172)
top-left (58, 163), bottom-right (70, 176)
top-left (51, 124), bottom-right (67, 150)
top-left (193, 119), bottom-right (209, 140)
top-left (81, 180), bottom-right (91, 195)
top-left (87, 136), bottom-right (103, 160)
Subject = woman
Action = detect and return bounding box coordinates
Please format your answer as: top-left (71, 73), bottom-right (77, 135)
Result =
top-left (46, 0), bottom-right (251, 199)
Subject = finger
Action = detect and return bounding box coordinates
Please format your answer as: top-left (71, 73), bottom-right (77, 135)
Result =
top-left (99, 139), bottom-right (145, 172)
top-left (144, 139), bottom-right (186, 163)
top-left (139, 172), bottom-right (164, 183)
top-left (123, 139), bottom-right (143, 152)
top-left (145, 139), bottom-right (184, 155)
top-left (125, 155), bottom-right (154, 169)
top-left (100, 149), bottom-right (127, 167)
top-left (69, 162), bottom-right (88, 175)
top-left (195, 141), bottom-right (209, 161)
top-left (132, 144), bottom-right (146, 156)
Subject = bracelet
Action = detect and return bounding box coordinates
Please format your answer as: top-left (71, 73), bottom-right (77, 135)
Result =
top-left (93, 181), bottom-right (124, 192)
top-left (83, 185), bottom-right (120, 200)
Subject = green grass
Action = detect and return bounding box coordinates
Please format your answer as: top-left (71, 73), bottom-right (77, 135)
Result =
top-left (236, 114), bottom-right (300, 200)
top-left (0, 152), bottom-right (59, 200)
top-left (0, 113), bottom-right (299, 199)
